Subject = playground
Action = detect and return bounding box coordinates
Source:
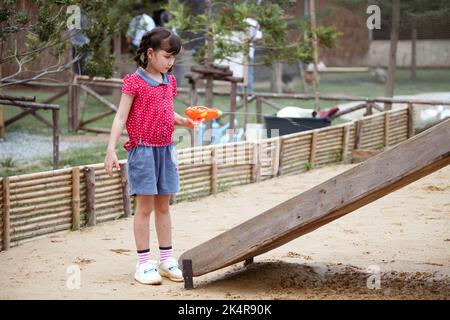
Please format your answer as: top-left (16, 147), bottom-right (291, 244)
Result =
top-left (1, 0), bottom-right (450, 301)
top-left (0, 162), bottom-right (448, 299)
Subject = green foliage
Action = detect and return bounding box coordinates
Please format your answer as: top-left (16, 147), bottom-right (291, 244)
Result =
top-left (304, 161), bottom-right (315, 171)
top-left (1, 156), bottom-right (16, 168)
top-left (331, 0), bottom-right (450, 28)
top-left (1, 0), bottom-right (133, 80)
top-left (166, 0), bottom-right (341, 66)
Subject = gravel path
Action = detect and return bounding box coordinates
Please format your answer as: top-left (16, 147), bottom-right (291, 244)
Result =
top-left (0, 132), bottom-right (97, 165)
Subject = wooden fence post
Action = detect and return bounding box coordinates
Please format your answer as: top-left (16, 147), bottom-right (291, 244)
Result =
top-left (309, 131), bottom-right (318, 166)
top-left (85, 166), bottom-right (96, 226)
top-left (251, 142), bottom-right (261, 183)
top-left (71, 167), bottom-right (80, 231)
top-left (255, 97), bottom-right (262, 124)
top-left (74, 78), bottom-right (80, 132)
top-left (384, 112), bottom-right (390, 148)
top-left (408, 103), bottom-right (415, 138)
top-left (119, 163), bottom-right (132, 218)
top-left (0, 106), bottom-right (4, 139)
top-left (229, 81), bottom-right (237, 131)
top-left (341, 125), bottom-right (350, 163)
top-left (52, 108), bottom-right (59, 169)
top-left (277, 137), bottom-right (285, 176)
top-left (272, 137), bottom-right (281, 177)
top-left (354, 120), bottom-right (363, 149)
top-left (2, 177), bottom-right (10, 250)
top-left (211, 147), bottom-right (218, 194)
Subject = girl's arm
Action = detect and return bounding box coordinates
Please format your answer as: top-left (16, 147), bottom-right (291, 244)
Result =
top-left (104, 93), bottom-right (134, 177)
top-left (174, 111), bottom-right (194, 127)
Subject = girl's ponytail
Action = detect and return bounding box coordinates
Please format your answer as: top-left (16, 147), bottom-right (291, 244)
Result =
top-left (133, 27), bottom-right (182, 69)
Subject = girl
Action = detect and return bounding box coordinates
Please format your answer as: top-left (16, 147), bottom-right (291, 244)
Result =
top-left (104, 27), bottom-right (193, 285)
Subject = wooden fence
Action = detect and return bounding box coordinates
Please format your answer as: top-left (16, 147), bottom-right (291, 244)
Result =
top-left (0, 106), bottom-right (412, 251)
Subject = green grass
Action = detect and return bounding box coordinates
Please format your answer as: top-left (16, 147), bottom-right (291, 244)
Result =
top-left (2, 67), bottom-right (449, 177)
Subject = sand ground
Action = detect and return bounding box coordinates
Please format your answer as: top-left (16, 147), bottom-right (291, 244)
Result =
top-left (0, 164), bottom-right (449, 300)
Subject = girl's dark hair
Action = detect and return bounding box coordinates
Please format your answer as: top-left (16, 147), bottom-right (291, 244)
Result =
top-left (134, 27), bottom-right (182, 70)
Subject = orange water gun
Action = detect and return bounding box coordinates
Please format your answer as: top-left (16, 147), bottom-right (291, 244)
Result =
top-left (184, 106), bottom-right (222, 128)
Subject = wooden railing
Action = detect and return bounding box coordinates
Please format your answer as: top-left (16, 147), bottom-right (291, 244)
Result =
top-left (0, 106), bottom-right (412, 251)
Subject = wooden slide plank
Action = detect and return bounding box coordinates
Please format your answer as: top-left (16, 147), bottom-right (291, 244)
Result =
top-left (179, 119), bottom-right (450, 277)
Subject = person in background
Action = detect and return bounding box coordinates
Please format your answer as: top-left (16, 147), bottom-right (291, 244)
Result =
top-left (69, 13), bottom-right (90, 75)
top-left (243, 15), bottom-right (263, 97)
top-left (126, 3), bottom-right (156, 55)
top-left (153, 9), bottom-right (171, 27)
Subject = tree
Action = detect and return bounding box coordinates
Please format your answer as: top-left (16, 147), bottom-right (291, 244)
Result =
top-left (333, 0), bottom-right (450, 100)
top-left (0, 0), bottom-right (133, 88)
top-left (401, 0), bottom-right (450, 79)
top-left (166, 0), bottom-right (341, 105)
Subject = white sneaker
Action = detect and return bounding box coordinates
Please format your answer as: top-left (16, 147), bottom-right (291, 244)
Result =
top-left (159, 257), bottom-right (184, 282)
top-left (134, 261), bottom-right (162, 285)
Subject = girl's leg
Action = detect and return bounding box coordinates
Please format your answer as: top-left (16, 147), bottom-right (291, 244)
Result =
top-left (133, 195), bottom-right (162, 285)
top-left (154, 194), bottom-right (172, 248)
top-left (154, 194), bottom-right (183, 281)
top-left (134, 195), bottom-right (154, 251)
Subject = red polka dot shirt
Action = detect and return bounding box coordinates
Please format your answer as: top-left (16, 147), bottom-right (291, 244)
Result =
top-left (121, 69), bottom-right (177, 151)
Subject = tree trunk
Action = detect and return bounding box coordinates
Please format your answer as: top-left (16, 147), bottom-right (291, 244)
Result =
top-left (271, 62), bottom-right (283, 93)
top-left (309, 0), bottom-right (320, 112)
top-left (113, 32), bottom-right (122, 107)
top-left (0, 62), bottom-right (4, 139)
top-left (411, 27), bottom-right (417, 80)
top-left (204, 0), bottom-right (214, 109)
top-left (385, 0), bottom-right (400, 110)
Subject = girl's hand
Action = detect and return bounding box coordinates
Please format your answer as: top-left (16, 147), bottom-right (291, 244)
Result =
top-left (181, 117), bottom-right (196, 128)
top-left (104, 150), bottom-right (120, 177)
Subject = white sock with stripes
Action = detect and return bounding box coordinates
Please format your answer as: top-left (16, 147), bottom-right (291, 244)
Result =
top-left (159, 246), bottom-right (173, 262)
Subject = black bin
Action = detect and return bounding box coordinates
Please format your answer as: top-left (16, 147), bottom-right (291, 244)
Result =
top-left (264, 115), bottom-right (331, 138)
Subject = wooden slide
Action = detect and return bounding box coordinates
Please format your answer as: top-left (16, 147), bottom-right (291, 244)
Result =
top-left (179, 119), bottom-right (450, 287)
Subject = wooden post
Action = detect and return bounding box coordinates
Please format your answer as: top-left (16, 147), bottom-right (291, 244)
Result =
top-left (408, 103), bottom-right (415, 138)
top-left (182, 259), bottom-right (194, 290)
top-left (71, 167), bottom-right (80, 231)
top-left (251, 142), bottom-right (261, 183)
top-left (0, 106), bottom-right (4, 139)
top-left (85, 167), bottom-right (96, 227)
top-left (119, 163), bottom-right (132, 218)
top-left (189, 79), bottom-right (198, 106)
top-left (2, 177), bottom-right (10, 250)
top-left (229, 81), bottom-right (237, 130)
top-left (354, 120), bottom-right (363, 149)
top-left (278, 137), bottom-right (285, 176)
top-left (341, 125), bottom-right (350, 163)
top-left (0, 63), bottom-right (4, 138)
top-left (211, 147), bottom-right (218, 194)
top-left (68, 77), bottom-right (74, 132)
top-left (272, 137), bottom-right (281, 177)
top-left (243, 85), bottom-right (249, 131)
top-left (189, 79), bottom-right (197, 148)
top-left (69, 76), bottom-right (80, 132)
top-left (309, 131), bottom-right (318, 165)
top-left (384, 112), bottom-right (390, 148)
top-left (244, 257), bottom-right (254, 267)
top-left (73, 77), bottom-right (80, 132)
top-left (365, 102), bottom-right (373, 116)
top-left (52, 108), bottom-right (59, 170)
top-left (255, 97), bottom-right (262, 124)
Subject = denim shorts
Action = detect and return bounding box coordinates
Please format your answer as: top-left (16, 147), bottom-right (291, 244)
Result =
top-left (127, 144), bottom-right (180, 196)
